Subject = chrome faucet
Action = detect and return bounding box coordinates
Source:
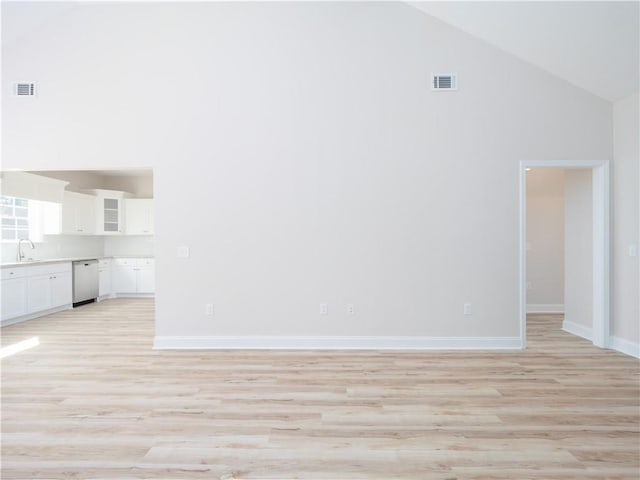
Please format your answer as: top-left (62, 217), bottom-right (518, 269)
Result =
top-left (17, 238), bottom-right (35, 262)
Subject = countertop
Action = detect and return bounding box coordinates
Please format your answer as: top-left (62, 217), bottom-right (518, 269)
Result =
top-left (1, 256), bottom-right (154, 268)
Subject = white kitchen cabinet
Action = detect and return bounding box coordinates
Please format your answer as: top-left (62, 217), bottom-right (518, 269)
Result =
top-left (83, 189), bottom-right (132, 235)
top-left (98, 259), bottom-right (112, 298)
top-left (26, 263), bottom-right (72, 314)
top-left (61, 191), bottom-right (96, 235)
top-left (51, 272), bottom-right (72, 308)
top-left (112, 265), bottom-right (137, 293)
top-left (1, 270), bottom-right (28, 320)
top-left (124, 199), bottom-right (154, 235)
top-left (137, 264), bottom-right (155, 293)
top-left (101, 197), bottom-right (122, 234)
top-left (1, 262), bottom-right (72, 325)
top-left (27, 275), bottom-right (52, 312)
top-left (112, 258), bottom-right (155, 296)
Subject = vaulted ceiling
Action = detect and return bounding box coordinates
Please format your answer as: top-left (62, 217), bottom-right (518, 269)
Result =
top-left (3, 1), bottom-right (639, 102)
top-left (409, 1), bottom-right (639, 102)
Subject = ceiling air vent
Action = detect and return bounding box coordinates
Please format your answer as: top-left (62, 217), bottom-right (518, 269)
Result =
top-left (431, 74), bottom-right (457, 91)
top-left (14, 82), bottom-right (36, 97)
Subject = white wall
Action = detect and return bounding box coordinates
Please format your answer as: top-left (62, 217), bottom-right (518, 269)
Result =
top-left (563, 170), bottom-right (593, 334)
top-left (526, 169), bottom-right (565, 312)
top-left (612, 93), bottom-right (639, 349)
top-left (2, 3), bottom-right (613, 345)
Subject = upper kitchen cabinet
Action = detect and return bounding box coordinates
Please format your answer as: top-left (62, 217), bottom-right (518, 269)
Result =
top-left (83, 189), bottom-right (132, 235)
top-left (60, 191), bottom-right (96, 235)
top-left (124, 199), bottom-right (154, 235)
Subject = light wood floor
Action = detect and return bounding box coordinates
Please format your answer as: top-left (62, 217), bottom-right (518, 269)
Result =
top-left (1, 298), bottom-right (638, 479)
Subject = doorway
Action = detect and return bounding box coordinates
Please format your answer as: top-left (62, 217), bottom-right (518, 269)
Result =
top-left (519, 160), bottom-right (610, 349)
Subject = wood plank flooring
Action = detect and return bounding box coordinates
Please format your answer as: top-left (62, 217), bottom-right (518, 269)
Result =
top-left (1, 298), bottom-right (639, 479)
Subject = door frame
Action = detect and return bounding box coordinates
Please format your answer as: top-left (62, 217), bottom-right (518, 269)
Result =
top-left (519, 160), bottom-right (610, 349)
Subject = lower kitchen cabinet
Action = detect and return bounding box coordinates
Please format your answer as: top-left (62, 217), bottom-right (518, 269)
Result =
top-left (1, 277), bottom-right (28, 320)
top-left (1, 262), bottom-right (72, 326)
top-left (137, 261), bottom-right (155, 293)
top-left (27, 275), bottom-right (53, 312)
top-left (112, 258), bottom-right (155, 296)
top-left (98, 259), bottom-right (112, 298)
top-left (27, 265), bottom-right (72, 313)
top-left (51, 273), bottom-right (72, 307)
top-left (113, 266), bottom-right (137, 293)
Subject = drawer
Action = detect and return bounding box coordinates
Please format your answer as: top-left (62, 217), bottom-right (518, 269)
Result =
top-left (99, 259), bottom-right (112, 267)
top-left (29, 262), bottom-right (72, 277)
top-left (114, 258), bottom-right (137, 267)
top-left (1, 266), bottom-right (32, 280)
top-left (113, 258), bottom-right (154, 267)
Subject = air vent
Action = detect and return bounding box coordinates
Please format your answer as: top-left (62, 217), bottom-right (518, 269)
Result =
top-left (431, 74), bottom-right (457, 91)
top-left (14, 82), bottom-right (36, 97)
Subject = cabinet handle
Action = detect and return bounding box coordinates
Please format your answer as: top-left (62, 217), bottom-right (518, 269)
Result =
top-left (9, 272), bottom-right (14, 275)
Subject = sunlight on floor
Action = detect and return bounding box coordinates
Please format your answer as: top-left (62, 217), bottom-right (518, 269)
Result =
top-left (0, 337), bottom-right (40, 359)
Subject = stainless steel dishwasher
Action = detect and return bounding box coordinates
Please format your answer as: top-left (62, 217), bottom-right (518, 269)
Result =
top-left (73, 260), bottom-right (99, 307)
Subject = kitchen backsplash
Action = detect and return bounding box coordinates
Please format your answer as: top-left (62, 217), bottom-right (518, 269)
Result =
top-left (104, 236), bottom-right (154, 257)
top-left (2, 235), bottom-right (105, 263)
top-left (2, 235), bottom-right (154, 263)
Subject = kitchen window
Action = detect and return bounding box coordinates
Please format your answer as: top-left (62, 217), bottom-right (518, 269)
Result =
top-left (1, 196), bottom-right (30, 241)
top-left (1, 195), bottom-right (53, 242)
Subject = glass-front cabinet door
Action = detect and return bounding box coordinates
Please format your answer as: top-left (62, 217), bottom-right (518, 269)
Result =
top-left (103, 198), bottom-right (120, 233)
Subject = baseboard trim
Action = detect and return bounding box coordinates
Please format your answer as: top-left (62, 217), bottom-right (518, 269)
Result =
top-left (562, 320), bottom-right (593, 341)
top-left (1, 304), bottom-right (72, 328)
top-left (527, 304), bottom-right (565, 314)
top-left (153, 335), bottom-right (523, 350)
top-left (113, 293), bottom-right (154, 298)
top-left (609, 336), bottom-right (640, 359)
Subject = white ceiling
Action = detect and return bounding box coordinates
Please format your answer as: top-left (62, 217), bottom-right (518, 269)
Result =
top-left (409, 1), bottom-right (639, 102)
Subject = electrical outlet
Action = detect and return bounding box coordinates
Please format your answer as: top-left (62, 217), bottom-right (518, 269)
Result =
top-left (527, 281), bottom-right (532, 290)
top-left (320, 303), bottom-right (328, 315)
top-left (347, 303), bottom-right (355, 315)
top-left (205, 304), bottom-right (214, 316)
top-left (463, 303), bottom-right (472, 315)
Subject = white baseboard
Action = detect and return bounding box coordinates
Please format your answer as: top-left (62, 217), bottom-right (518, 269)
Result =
top-left (609, 336), bottom-right (640, 359)
top-left (527, 304), bottom-right (565, 314)
top-left (1, 304), bottom-right (72, 327)
top-left (561, 322), bottom-right (639, 358)
top-left (153, 335), bottom-right (523, 350)
top-left (562, 320), bottom-right (592, 341)
top-left (114, 293), bottom-right (154, 298)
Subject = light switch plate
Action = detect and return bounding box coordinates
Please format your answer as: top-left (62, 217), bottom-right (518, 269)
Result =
top-left (178, 246), bottom-right (190, 258)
